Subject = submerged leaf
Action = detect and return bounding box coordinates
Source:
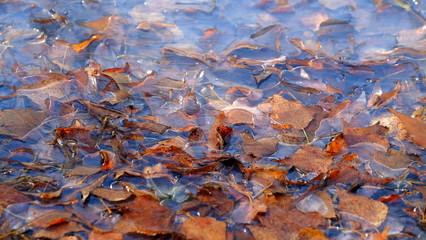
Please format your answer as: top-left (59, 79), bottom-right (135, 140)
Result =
top-left (263, 95), bottom-right (315, 129)
top-left (241, 131), bottom-right (278, 158)
top-left (0, 185), bottom-right (31, 208)
top-left (277, 145), bottom-right (332, 174)
top-left (180, 217), bottom-right (227, 240)
top-left (337, 190), bottom-right (389, 227)
top-left (387, 108), bottom-right (426, 148)
top-left (91, 187), bottom-right (133, 202)
top-left (0, 109), bottom-right (48, 138)
top-left (114, 195), bottom-right (175, 235)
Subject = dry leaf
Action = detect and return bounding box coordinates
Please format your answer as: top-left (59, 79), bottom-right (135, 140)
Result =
top-left (114, 195), bottom-right (175, 235)
top-left (326, 166), bottom-right (393, 186)
top-left (372, 149), bottom-right (412, 170)
top-left (299, 227), bottom-right (329, 240)
top-left (71, 34), bottom-right (104, 53)
top-left (264, 95), bottom-right (315, 129)
top-left (68, 165), bottom-right (102, 176)
top-left (277, 145), bottom-right (332, 174)
top-left (79, 15), bottom-right (117, 32)
top-left (180, 217), bottom-right (227, 240)
top-left (0, 185), bottom-right (31, 208)
top-left (225, 109), bottom-right (254, 126)
top-left (89, 231), bottom-right (123, 240)
top-left (387, 108), bottom-right (426, 148)
top-left (241, 131), bottom-right (278, 158)
top-left (33, 221), bottom-right (85, 239)
top-left (337, 190), bottom-right (388, 227)
top-left (91, 187), bottom-right (133, 202)
top-left (368, 81), bottom-right (400, 108)
top-left (343, 121), bottom-right (389, 148)
top-left (17, 74), bottom-right (71, 107)
top-left (0, 109), bottom-right (48, 138)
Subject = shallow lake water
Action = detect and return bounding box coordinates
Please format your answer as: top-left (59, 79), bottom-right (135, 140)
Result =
top-left (0, 0), bottom-right (425, 239)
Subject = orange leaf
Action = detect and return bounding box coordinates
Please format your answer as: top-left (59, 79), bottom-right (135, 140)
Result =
top-left (71, 34), bottom-right (104, 53)
top-left (201, 27), bottom-right (218, 39)
top-left (180, 217), bottom-right (227, 240)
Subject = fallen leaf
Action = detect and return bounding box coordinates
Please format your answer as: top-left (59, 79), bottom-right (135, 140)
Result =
top-left (68, 165), bottom-right (102, 176)
top-left (368, 81), bottom-right (400, 108)
top-left (33, 221), bottom-right (85, 239)
top-left (0, 109), bottom-right (48, 138)
top-left (78, 100), bottom-right (129, 120)
top-left (337, 190), bottom-right (389, 227)
top-left (241, 131), bottom-right (278, 158)
top-left (80, 174), bottom-right (108, 202)
top-left (224, 109), bottom-right (254, 126)
top-left (343, 121), bottom-right (389, 148)
top-left (29, 211), bottom-right (73, 228)
top-left (0, 185), bottom-right (31, 208)
top-left (123, 120), bottom-right (170, 134)
top-left (89, 231), bottom-right (123, 240)
top-left (263, 95), bottom-right (315, 129)
top-left (17, 74), bottom-right (71, 107)
top-left (325, 166), bottom-right (393, 186)
top-left (162, 46), bottom-right (213, 67)
top-left (180, 217), bottom-right (226, 240)
top-left (71, 34), bottom-right (104, 53)
top-left (372, 149), bottom-right (412, 170)
top-left (91, 187), bottom-right (133, 202)
top-left (276, 145), bottom-right (332, 174)
top-left (250, 24), bottom-right (277, 39)
top-left (201, 27), bottom-right (218, 39)
top-left (299, 227), bottom-right (329, 240)
top-left (114, 195), bottom-right (175, 235)
top-left (325, 133), bottom-right (346, 156)
top-left (79, 15), bottom-right (117, 32)
top-left (387, 108), bottom-right (426, 148)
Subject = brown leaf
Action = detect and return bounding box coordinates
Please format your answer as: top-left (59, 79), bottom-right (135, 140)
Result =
top-left (91, 187), bottom-right (133, 202)
top-left (223, 43), bottom-right (268, 56)
top-left (277, 145), bottom-right (332, 174)
top-left (114, 195), bottom-right (175, 235)
top-left (337, 190), bottom-right (389, 227)
top-left (155, 77), bottom-right (187, 89)
top-left (265, 95), bottom-right (315, 129)
top-left (162, 46), bottom-right (213, 67)
top-left (241, 131), bottom-right (278, 158)
top-left (78, 100), bottom-right (128, 120)
top-left (180, 217), bottom-right (227, 240)
top-left (387, 108), bottom-right (426, 148)
top-left (0, 109), bottom-right (48, 138)
top-left (326, 166), bottom-right (393, 186)
top-left (89, 231), bottom-right (123, 240)
top-left (80, 174), bottom-right (108, 202)
top-left (372, 149), bottom-right (412, 170)
top-left (123, 120), bottom-right (170, 134)
top-left (343, 121), bottom-right (389, 148)
top-left (29, 211), bottom-right (73, 228)
top-left (208, 112), bottom-right (233, 150)
top-left (33, 221), bottom-right (85, 239)
top-left (257, 195), bottom-right (327, 236)
top-left (225, 109), bottom-right (254, 126)
top-left (0, 185), bottom-right (31, 208)
top-left (17, 74), bottom-right (71, 107)
top-left (368, 81), bottom-right (400, 108)
top-left (68, 165), bottom-right (102, 176)
top-left (79, 15), bottom-right (117, 32)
